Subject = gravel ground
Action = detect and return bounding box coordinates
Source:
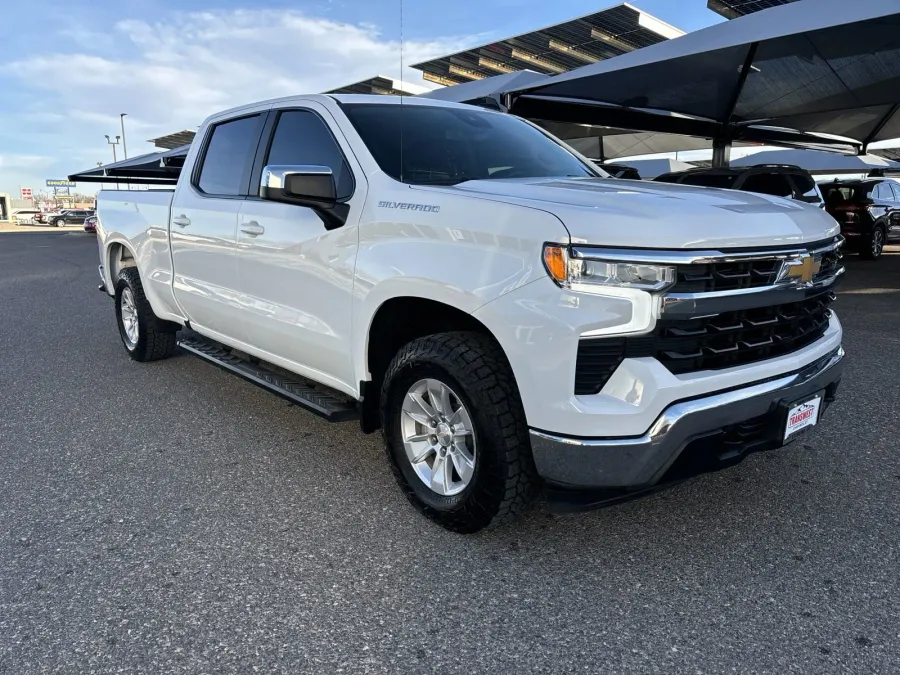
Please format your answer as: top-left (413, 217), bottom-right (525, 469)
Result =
top-left (1, 231), bottom-right (898, 674)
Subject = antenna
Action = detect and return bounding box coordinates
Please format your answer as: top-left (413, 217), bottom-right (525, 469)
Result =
top-left (399, 0), bottom-right (404, 184)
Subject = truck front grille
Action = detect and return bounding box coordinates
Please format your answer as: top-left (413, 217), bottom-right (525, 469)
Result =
top-left (573, 291), bottom-right (834, 393)
top-left (671, 259), bottom-right (781, 293)
top-left (653, 291), bottom-right (834, 374)
top-left (669, 241), bottom-right (842, 294)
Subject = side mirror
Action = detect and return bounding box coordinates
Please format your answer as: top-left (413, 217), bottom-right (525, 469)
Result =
top-left (260, 164), bottom-right (348, 230)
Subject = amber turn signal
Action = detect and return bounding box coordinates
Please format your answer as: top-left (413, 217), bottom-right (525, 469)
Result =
top-left (543, 244), bottom-right (568, 285)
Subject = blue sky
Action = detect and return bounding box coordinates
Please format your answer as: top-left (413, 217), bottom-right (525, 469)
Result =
top-left (0, 0), bottom-right (723, 196)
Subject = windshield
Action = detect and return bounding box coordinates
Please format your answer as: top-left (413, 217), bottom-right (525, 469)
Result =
top-left (341, 103), bottom-right (601, 185)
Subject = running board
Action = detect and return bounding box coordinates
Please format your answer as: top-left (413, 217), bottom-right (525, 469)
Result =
top-left (177, 334), bottom-right (359, 422)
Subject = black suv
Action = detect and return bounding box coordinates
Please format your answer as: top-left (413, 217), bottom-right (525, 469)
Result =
top-left (820, 179), bottom-right (900, 260)
top-left (654, 164), bottom-right (824, 207)
top-left (49, 209), bottom-right (95, 227)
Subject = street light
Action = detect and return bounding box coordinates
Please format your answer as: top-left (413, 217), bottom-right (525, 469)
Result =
top-left (120, 113), bottom-right (128, 159)
top-left (104, 134), bottom-right (121, 162)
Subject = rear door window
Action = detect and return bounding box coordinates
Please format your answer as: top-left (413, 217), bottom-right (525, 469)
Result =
top-left (874, 182), bottom-right (894, 201)
top-left (196, 114), bottom-right (263, 196)
top-left (740, 172), bottom-right (794, 198)
top-left (887, 182), bottom-right (900, 201)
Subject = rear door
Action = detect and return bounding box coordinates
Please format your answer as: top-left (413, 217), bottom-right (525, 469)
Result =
top-left (232, 103), bottom-right (365, 393)
top-left (169, 109), bottom-right (268, 340)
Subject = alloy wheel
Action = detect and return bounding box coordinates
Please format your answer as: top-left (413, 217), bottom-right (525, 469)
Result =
top-left (120, 287), bottom-right (139, 348)
top-left (872, 229), bottom-right (884, 258)
top-left (400, 378), bottom-right (476, 496)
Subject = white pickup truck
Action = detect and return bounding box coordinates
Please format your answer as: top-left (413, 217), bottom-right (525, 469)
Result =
top-left (81, 94), bottom-right (845, 533)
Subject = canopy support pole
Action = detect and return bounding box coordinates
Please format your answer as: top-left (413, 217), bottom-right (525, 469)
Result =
top-left (861, 102), bottom-right (900, 154)
top-left (712, 137), bottom-right (732, 167)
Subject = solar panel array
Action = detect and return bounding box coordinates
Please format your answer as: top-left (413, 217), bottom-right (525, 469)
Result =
top-left (707, 0), bottom-right (798, 19)
top-left (410, 4), bottom-right (681, 87)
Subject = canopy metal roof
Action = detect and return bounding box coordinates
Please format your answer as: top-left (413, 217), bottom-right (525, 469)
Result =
top-left (511, 0), bottom-right (900, 154)
top-left (148, 130), bottom-right (196, 150)
top-left (411, 3), bottom-right (682, 87)
top-left (730, 148), bottom-right (900, 174)
top-left (326, 75), bottom-right (429, 96)
top-left (69, 145), bottom-right (189, 185)
top-left (421, 70), bottom-right (548, 108)
top-left (707, 0), bottom-right (797, 20)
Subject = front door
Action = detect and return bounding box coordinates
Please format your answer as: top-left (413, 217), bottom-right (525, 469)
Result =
top-left (233, 104), bottom-right (364, 394)
top-left (170, 111), bottom-right (266, 340)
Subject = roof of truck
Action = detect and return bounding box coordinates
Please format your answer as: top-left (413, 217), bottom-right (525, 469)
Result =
top-left (206, 93), bottom-right (484, 123)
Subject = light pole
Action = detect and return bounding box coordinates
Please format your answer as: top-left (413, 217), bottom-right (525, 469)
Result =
top-left (120, 113), bottom-right (128, 159)
top-left (104, 134), bottom-right (120, 162)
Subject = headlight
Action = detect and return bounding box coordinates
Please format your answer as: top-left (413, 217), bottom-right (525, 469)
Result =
top-left (543, 244), bottom-right (675, 292)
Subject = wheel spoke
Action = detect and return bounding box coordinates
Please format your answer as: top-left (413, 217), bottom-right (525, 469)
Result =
top-left (430, 454), bottom-right (451, 493)
top-left (408, 443), bottom-right (434, 464)
top-left (452, 405), bottom-right (474, 438)
top-left (407, 391), bottom-right (436, 420)
top-left (402, 408), bottom-right (432, 427)
top-left (450, 446), bottom-right (475, 484)
top-left (428, 380), bottom-right (452, 417)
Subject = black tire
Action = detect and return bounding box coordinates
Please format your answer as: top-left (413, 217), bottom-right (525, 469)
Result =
top-left (381, 332), bottom-right (539, 533)
top-left (860, 226), bottom-right (885, 260)
top-left (55, 218), bottom-right (66, 227)
top-left (114, 267), bottom-right (178, 362)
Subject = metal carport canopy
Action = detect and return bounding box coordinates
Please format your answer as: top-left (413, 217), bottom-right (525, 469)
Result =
top-left (509, 0), bottom-right (900, 156)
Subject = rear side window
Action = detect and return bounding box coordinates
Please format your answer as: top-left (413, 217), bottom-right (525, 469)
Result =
top-left (679, 173), bottom-right (738, 189)
top-left (888, 182), bottom-right (900, 201)
top-left (873, 182), bottom-right (895, 201)
top-left (740, 172), bottom-right (793, 198)
top-left (197, 115), bottom-right (262, 196)
top-left (265, 110), bottom-right (354, 200)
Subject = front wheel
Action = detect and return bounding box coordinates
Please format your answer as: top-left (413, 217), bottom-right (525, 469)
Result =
top-left (381, 332), bottom-right (539, 533)
top-left (861, 226), bottom-right (885, 260)
top-left (114, 267), bottom-right (177, 362)
top-left (55, 218), bottom-right (66, 227)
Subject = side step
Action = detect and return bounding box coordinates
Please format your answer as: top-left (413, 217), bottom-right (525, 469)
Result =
top-left (177, 334), bottom-right (359, 422)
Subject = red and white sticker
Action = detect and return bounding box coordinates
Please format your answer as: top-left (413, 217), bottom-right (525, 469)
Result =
top-left (784, 397), bottom-right (822, 440)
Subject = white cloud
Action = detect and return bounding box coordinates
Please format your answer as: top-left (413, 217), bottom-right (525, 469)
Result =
top-left (1, 8), bottom-right (478, 194)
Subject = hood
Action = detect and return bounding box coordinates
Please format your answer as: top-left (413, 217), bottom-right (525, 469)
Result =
top-left (421, 177), bottom-right (840, 250)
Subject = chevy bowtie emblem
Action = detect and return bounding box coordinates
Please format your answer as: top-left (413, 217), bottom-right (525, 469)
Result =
top-left (785, 256), bottom-right (821, 283)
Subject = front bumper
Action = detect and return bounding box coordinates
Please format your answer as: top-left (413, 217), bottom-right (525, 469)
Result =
top-left (530, 346), bottom-right (843, 489)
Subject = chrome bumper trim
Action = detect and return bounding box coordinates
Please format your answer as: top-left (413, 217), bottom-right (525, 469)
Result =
top-left (530, 346), bottom-right (844, 488)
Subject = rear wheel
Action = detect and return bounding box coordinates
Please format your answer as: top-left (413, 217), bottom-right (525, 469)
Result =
top-left (114, 267), bottom-right (178, 361)
top-left (381, 332), bottom-right (539, 533)
top-left (861, 226), bottom-right (885, 260)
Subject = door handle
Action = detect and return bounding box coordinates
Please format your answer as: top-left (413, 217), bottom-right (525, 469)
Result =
top-left (172, 215), bottom-right (191, 228)
top-left (240, 221), bottom-right (265, 236)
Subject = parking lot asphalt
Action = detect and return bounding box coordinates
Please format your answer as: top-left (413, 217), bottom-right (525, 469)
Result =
top-left (1, 231), bottom-right (898, 674)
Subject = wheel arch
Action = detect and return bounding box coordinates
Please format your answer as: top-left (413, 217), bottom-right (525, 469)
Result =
top-left (359, 295), bottom-right (509, 433)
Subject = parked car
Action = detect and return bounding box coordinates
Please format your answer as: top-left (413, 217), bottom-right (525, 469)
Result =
top-left (83, 215), bottom-right (98, 233)
top-left (11, 208), bottom-right (42, 225)
top-left (46, 209), bottom-right (95, 227)
top-left (85, 95), bottom-right (845, 533)
top-left (655, 164), bottom-right (824, 207)
top-left (819, 178), bottom-right (900, 260)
